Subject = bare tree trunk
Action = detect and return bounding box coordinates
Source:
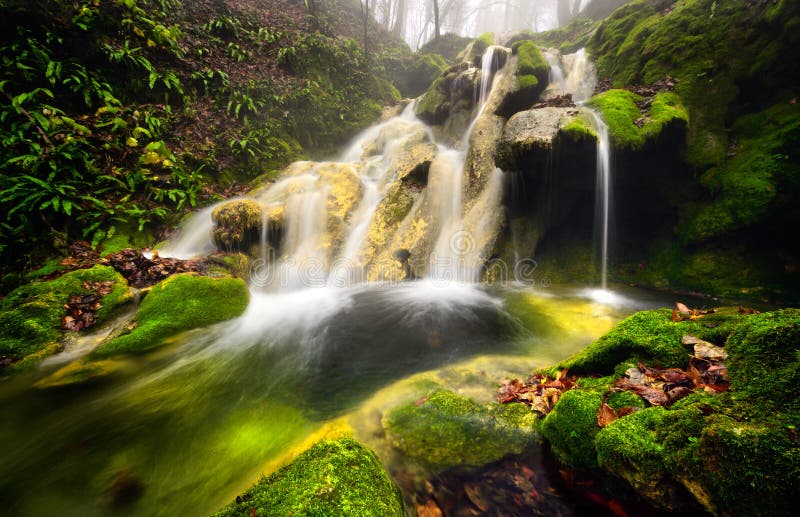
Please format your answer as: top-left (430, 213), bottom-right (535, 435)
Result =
top-left (432, 0), bottom-right (440, 39)
top-left (362, 0), bottom-right (370, 55)
top-left (392, 0), bottom-right (407, 37)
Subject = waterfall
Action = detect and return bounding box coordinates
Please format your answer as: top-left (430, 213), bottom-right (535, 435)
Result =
top-left (544, 49), bottom-right (565, 95)
top-left (157, 46), bottom-right (509, 289)
top-left (585, 110), bottom-right (612, 290)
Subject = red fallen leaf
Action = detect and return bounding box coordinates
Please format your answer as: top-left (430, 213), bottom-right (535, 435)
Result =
top-left (616, 406), bottom-right (639, 417)
top-left (738, 306), bottom-right (759, 314)
top-left (416, 498), bottom-right (443, 517)
top-left (249, 509), bottom-right (256, 517)
top-left (671, 309), bottom-right (682, 322)
top-left (529, 486), bottom-right (543, 502)
top-left (616, 379), bottom-right (669, 405)
top-left (597, 403), bottom-right (618, 427)
top-left (704, 382), bottom-right (729, 393)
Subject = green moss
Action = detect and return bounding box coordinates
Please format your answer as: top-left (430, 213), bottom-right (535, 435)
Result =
top-left (589, 0), bottom-right (800, 166)
top-left (560, 113), bottom-right (598, 142)
top-left (559, 309), bottom-right (699, 375)
top-left (0, 265), bottom-right (130, 361)
top-left (472, 32), bottom-right (494, 56)
top-left (681, 103), bottom-right (800, 243)
top-left (92, 273), bottom-right (249, 357)
top-left (415, 77), bottom-right (449, 125)
top-left (213, 438), bottom-right (403, 517)
top-left (607, 390), bottom-right (646, 411)
top-left (588, 89), bottom-right (643, 147)
top-left (539, 389), bottom-right (603, 470)
top-left (725, 309), bottom-right (800, 412)
top-left (382, 390), bottom-right (535, 470)
top-left (586, 89), bottom-right (686, 149)
top-left (595, 407), bottom-right (669, 484)
top-left (516, 41), bottom-right (548, 79)
top-left (695, 415), bottom-right (800, 516)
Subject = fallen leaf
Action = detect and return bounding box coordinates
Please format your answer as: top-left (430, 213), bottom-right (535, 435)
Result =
top-left (694, 342), bottom-right (728, 361)
top-left (416, 498), bottom-right (443, 517)
top-left (597, 403), bottom-right (618, 427)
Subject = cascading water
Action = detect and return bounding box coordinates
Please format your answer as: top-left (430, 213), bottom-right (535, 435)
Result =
top-left (0, 44), bottom-right (693, 517)
top-left (552, 47), bottom-right (612, 289)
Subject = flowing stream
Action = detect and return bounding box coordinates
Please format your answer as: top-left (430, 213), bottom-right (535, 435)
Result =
top-left (0, 46), bottom-right (643, 516)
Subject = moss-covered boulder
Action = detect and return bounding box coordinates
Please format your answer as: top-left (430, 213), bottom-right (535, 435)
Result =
top-left (457, 32), bottom-right (495, 65)
top-left (587, 89), bottom-right (688, 149)
top-left (539, 388), bottom-right (604, 470)
top-left (0, 265), bottom-right (131, 366)
top-left (214, 438), bottom-right (403, 517)
top-left (382, 390), bottom-right (536, 471)
top-left (92, 273), bottom-right (248, 357)
top-left (212, 199), bottom-right (265, 252)
top-left (497, 41), bottom-right (550, 118)
top-left (725, 309), bottom-right (800, 412)
top-left (537, 307), bottom-right (800, 515)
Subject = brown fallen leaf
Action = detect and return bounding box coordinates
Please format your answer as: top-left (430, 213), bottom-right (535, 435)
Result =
top-left (694, 342), bottom-right (727, 361)
top-left (597, 403), bottom-right (618, 427)
top-left (416, 498), bottom-right (443, 517)
top-left (464, 482), bottom-right (491, 512)
top-left (675, 302), bottom-right (691, 314)
top-left (616, 406), bottom-right (639, 417)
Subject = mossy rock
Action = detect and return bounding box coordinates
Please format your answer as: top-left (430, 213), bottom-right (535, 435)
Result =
top-left (382, 390), bottom-right (536, 471)
top-left (92, 273), bottom-right (249, 357)
top-left (213, 438), bottom-right (403, 517)
top-left (458, 32), bottom-right (495, 64)
top-left (0, 265), bottom-right (130, 363)
top-left (497, 42), bottom-right (550, 118)
top-left (558, 309), bottom-right (699, 375)
top-left (539, 389), bottom-right (604, 470)
top-left (212, 199), bottom-right (264, 252)
top-left (587, 90), bottom-right (688, 149)
top-left (680, 102), bottom-right (800, 243)
top-left (415, 77), bottom-right (450, 125)
top-left (725, 308), bottom-right (800, 412)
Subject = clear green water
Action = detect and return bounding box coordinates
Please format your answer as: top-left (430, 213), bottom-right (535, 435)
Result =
top-left (0, 282), bottom-right (679, 516)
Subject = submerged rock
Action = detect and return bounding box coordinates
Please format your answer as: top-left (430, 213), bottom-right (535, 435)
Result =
top-left (214, 438), bottom-right (404, 517)
top-left (383, 390), bottom-right (536, 471)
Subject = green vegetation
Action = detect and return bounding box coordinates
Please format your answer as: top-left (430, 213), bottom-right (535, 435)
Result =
top-left (530, 17), bottom-right (600, 54)
top-left (382, 390), bottom-right (535, 470)
top-left (538, 307), bottom-right (800, 514)
top-left (498, 41), bottom-right (550, 117)
top-left (92, 273), bottom-right (248, 356)
top-left (214, 438), bottom-right (404, 517)
top-left (0, 265), bottom-right (130, 362)
top-left (587, 90), bottom-right (688, 148)
top-left (0, 0), bottom-right (405, 285)
top-left (539, 389), bottom-right (604, 470)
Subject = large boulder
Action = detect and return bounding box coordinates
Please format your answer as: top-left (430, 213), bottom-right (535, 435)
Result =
top-left (92, 273), bottom-right (249, 357)
top-left (214, 438), bottom-right (404, 517)
top-left (0, 265), bottom-right (132, 369)
top-left (496, 41), bottom-right (551, 118)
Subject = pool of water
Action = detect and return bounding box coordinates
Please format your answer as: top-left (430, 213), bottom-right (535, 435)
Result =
top-left (0, 282), bottom-right (689, 516)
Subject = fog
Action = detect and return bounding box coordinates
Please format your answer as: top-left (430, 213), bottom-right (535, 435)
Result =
top-left (367, 0), bottom-right (592, 49)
